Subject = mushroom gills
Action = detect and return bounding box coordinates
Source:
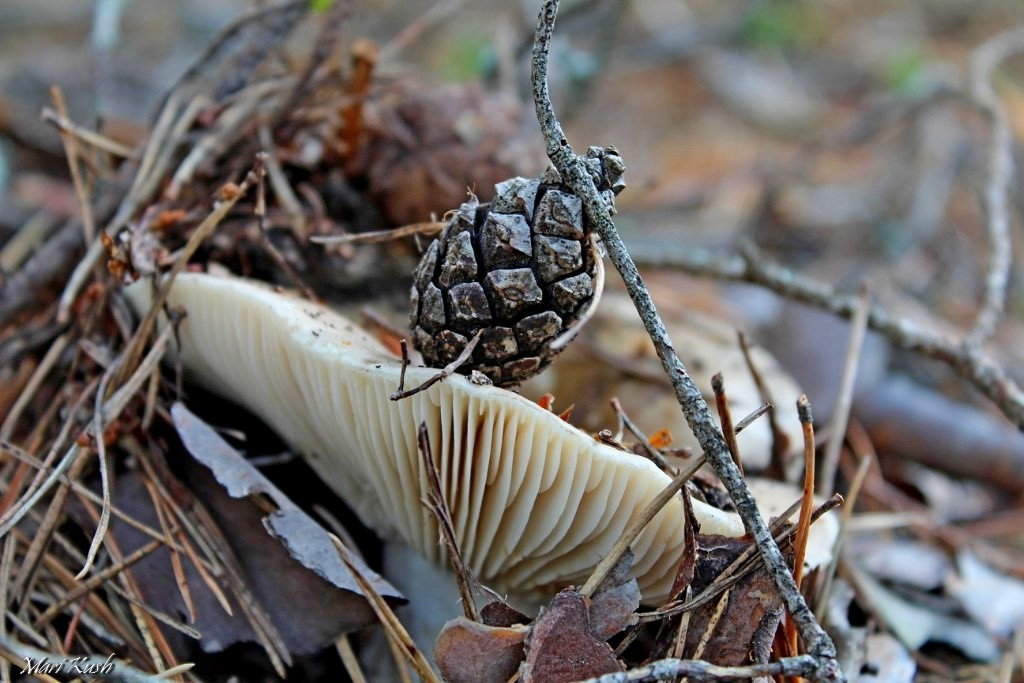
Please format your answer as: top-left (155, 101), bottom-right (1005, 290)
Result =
top-left (125, 273), bottom-right (836, 603)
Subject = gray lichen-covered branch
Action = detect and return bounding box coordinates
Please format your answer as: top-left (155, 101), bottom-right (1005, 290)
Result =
top-left (629, 243), bottom-right (1024, 431)
top-left (530, 1), bottom-right (842, 680)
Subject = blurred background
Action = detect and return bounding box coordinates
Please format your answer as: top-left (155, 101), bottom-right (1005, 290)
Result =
top-left (4, 1), bottom-right (1024, 680)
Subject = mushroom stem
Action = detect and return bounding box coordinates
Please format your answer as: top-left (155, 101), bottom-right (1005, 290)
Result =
top-left (529, 3), bottom-right (841, 678)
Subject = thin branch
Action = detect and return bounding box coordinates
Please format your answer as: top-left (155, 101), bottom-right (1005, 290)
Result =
top-left (416, 423), bottom-right (479, 621)
top-left (578, 654), bottom-right (819, 682)
top-left (734, 402), bottom-right (772, 434)
top-left (330, 535), bottom-right (441, 683)
top-left (40, 107), bottom-right (139, 159)
top-left (711, 374), bottom-right (743, 476)
top-left (50, 86), bottom-right (96, 245)
top-left (530, 3), bottom-right (841, 679)
top-left (788, 395), bottom-right (817, 657)
top-left (737, 331), bottom-right (787, 473)
top-left (632, 243), bottom-right (1024, 430)
top-left (310, 222), bottom-right (445, 245)
top-left (610, 397), bottom-right (670, 471)
top-left (964, 27), bottom-right (1024, 347)
top-left (254, 151), bottom-right (318, 301)
top-left (815, 449), bottom-right (872, 619)
top-left (390, 330), bottom-right (483, 400)
top-left (580, 454), bottom-right (705, 598)
top-left (818, 285), bottom-right (870, 493)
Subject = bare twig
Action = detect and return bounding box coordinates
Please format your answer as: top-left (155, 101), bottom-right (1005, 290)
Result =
top-left (396, 339), bottom-right (410, 395)
top-left (390, 330), bottom-right (483, 400)
top-left (815, 450), bottom-right (872, 620)
top-left (793, 397), bottom-right (817, 593)
top-left (530, 3), bottom-right (841, 678)
top-left (417, 423), bottom-right (479, 621)
top-left (254, 151), bottom-right (318, 301)
top-left (50, 86), bottom-right (96, 245)
top-left (788, 395), bottom-right (817, 658)
top-left (330, 535), bottom-right (441, 683)
top-left (311, 221), bottom-right (445, 245)
top-left (734, 402), bottom-right (772, 434)
top-left (610, 397), bottom-right (670, 471)
top-left (964, 27), bottom-right (1024, 348)
top-left (579, 454), bottom-right (706, 598)
top-left (632, 243), bottom-right (1024, 430)
top-left (578, 654), bottom-right (819, 682)
top-left (737, 331), bottom-right (787, 473)
top-left (711, 374), bottom-right (743, 476)
top-left (818, 285), bottom-right (870, 494)
top-left (41, 107), bottom-right (139, 159)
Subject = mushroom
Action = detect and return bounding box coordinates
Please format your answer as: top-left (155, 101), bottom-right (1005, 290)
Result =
top-left (524, 293), bottom-right (804, 473)
top-left (125, 272), bottom-right (836, 603)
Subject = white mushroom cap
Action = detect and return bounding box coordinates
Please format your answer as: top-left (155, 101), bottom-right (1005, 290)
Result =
top-left (125, 273), bottom-right (835, 603)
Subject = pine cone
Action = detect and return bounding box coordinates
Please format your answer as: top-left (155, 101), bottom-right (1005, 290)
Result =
top-left (409, 146), bottom-right (625, 385)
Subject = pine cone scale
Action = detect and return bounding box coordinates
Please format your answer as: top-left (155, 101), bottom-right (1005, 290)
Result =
top-left (410, 146), bottom-right (625, 385)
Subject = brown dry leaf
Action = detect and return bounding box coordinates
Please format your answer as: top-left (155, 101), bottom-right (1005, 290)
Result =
top-left (361, 83), bottom-right (531, 225)
top-left (522, 589), bottom-right (624, 683)
top-left (170, 402), bottom-right (404, 647)
top-left (434, 617), bottom-right (527, 683)
top-left (669, 486), bottom-right (701, 599)
top-left (847, 559), bottom-right (1000, 662)
top-left (480, 600), bottom-right (531, 628)
top-left (681, 535), bottom-right (785, 665)
top-left (98, 466), bottom-right (386, 658)
top-left (588, 549), bottom-right (641, 640)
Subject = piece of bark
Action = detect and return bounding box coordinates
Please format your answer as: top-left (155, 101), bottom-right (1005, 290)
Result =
top-left (588, 549), bottom-right (641, 640)
top-left (682, 534), bottom-right (785, 665)
top-left (481, 600), bottom-right (531, 628)
top-left (522, 589), bottom-right (624, 683)
top-left (434, 617), bottom-right (527, 683)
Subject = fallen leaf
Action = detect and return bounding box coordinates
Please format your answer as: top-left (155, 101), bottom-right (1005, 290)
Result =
top-left (857, 633), bottom-right (916, 683)
top-left (947, 551), bottom-right (1024, 639)
top-left (649, 429), bottom-right (673, 449)
top-left (434, 617), bottom-right (527, 683)
top-left (848, 559), bottom-right (999, 662)
top-left (682, 535), bottom-right (784, 665)
top-left (522, 589), bottom-right (624, 682)
top-left (170, 401), bottom-right (403, 652)
top-left (849, 536), bottom-right (950, 591)
top-left (588, 549), bottom-right (641, 640)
